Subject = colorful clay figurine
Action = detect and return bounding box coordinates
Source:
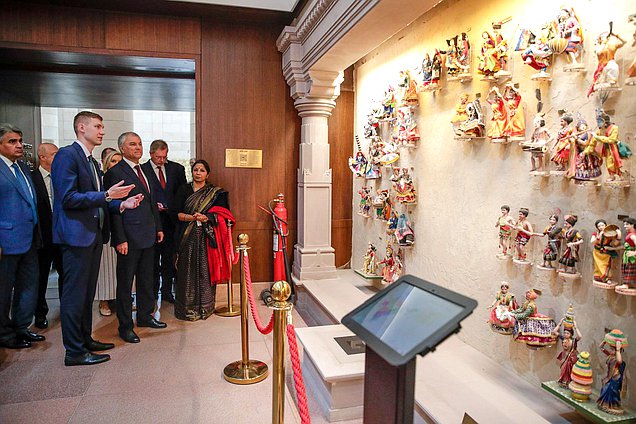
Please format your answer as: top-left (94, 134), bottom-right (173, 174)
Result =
top-left (398, 69), bottom-right (419, 105)
top-left (358, 186), bottom-right (372, 217)
top-left (486, 86), bottom-right (508, 143)
top-left (495, 205), bottom-right (516, 258)
top-left (457, 32), bottom-right (472, 81)
top-left (503, 83), bottom-right (525, 141)
top-left (521, 89), bottom-right (550, 175)
top-left (518, 25), bottom-right (555, 80)
top-left (511, 289), bottom-right (557, 348)
top-left (380, 86), bottom-right (397, 120)
top-left (536, 214), bottom-right (562, 270)
top-left (361, 242), bottom-right (378, 275)
top-left (615, 217), bottom-right (636, 295)
top-left (589, 23), bottom-right (626, 96)
top-left (421, 51), bottom-right (442, 91)
top-left (558, 215), bottom-right (583, 277)
top-left (478, 30), bottom-right (500, 79)
top-left (393, 168), bottom-right (416, 204)
top-left (584, 109), bottom-right (628, 187)
top-left (569, 352), bottom-right (593, 402)
top-left (454, 94), bottom-right (485, 139)
top-left (378, 244), bottom-right (396, 284)
top-left (451, 94), bottom-right (470, 136)
top-left (556, 7), bottom-right (585, 71)
top-left (591, 220), bottom-right (622, 288)
top-left (386, 210), bottom-right (399, 236)
top-left (486, 281), bottom-right (518, 335)
top-left (492, 18), bottom-right (512, 78)
top-left (395, 213), bottom-right (415, 247)
top-left (372, 189), bottom-right (391, 221)
top-left (626, 14), bottom-right (636, 86)
top-left (394, 106), bottom-right (419, 147)
top-left (572, 117), bottom-right (602, 185)
top-left (445, 36), bottom-right (461, 78)
top-left (597, 329), bottom-right (628, 415)
top-left (551, 305), bottom-right (582, 388)
top-left (392, 248), bottom-right (404, 282)
top-left (513, 208), bottom-right (533, 264)
top-left (549, 111), bottom-right (574, 175)
top-left (377, 138), bottom-right (400, 166)
top-left (349, 136), bottom-right (371, 178)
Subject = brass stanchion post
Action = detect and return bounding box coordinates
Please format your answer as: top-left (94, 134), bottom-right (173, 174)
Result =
top-left (268, 280), bottom-right (293, 424)
top-left (215, 223), bottom-right (240, 317)
top-left (223, 234), bottom-right (269, 384)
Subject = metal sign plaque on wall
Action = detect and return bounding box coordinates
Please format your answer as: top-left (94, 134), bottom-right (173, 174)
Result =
top-left (225, 149), bottom-right (263, 168)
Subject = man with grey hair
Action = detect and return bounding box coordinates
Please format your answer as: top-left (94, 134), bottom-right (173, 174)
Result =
top-left (142, 139), bottom-right (186, 303)
top-left (0, 124), bottom-right (43, 349)
top-left (105, 131), bottom-right (166, 344)
top-left (31, 142), bottom-right (62, 329)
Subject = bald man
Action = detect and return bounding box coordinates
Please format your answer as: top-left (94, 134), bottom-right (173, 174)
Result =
top-left (31, 143), bottom-right (62, 328)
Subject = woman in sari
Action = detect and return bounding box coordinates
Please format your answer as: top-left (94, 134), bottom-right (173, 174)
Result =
top-left (591, 219), bottom-right (621, 285)
top-left (173, 160), bottom-right (234, 321)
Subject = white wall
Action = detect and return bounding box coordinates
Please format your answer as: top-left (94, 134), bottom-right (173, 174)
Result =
top-left (353, 0), bottom-right (635, 406)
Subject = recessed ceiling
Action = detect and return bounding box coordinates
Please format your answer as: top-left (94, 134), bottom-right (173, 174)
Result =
top-left (167, 0), bottom-right (300, 12)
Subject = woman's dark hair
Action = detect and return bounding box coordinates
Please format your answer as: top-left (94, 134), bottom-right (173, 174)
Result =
top-left (191, 159), bottom-right (210, 173)
top-left (549, 214), bottom-right (559, 222)
top-left (625, 217), bottom-right (636, 227)
top-left (595, 219), bottom-right (607, 229)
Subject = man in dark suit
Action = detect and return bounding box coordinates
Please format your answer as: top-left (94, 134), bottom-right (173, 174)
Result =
top-left (31, 142), bottom-right (62, 329)
top-left (105, 132), bottom-right (166, 344)
top-left (141, 139), bottom-right (186, 304)
top-left (52, 111), bottom-right (142, 366)
top-left (0, 123), bottom-right (43, 349)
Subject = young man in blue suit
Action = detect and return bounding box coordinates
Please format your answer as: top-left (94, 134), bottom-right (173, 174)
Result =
top-left (105, 132), bottom-right (166, 344)
top-left (141, 139), bottom-right (186, 304)
top-left (52, 111), bottom-right (143, 366)
top-left (0, 124), bottom-right (43, 349)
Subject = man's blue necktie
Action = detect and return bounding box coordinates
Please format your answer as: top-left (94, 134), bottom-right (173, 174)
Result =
top-left (11, 162), bottom-right (37, 226)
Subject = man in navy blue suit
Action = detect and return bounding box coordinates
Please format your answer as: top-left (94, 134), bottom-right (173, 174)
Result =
top-left (0, 124), bottom-right (43, 349)
top-left (105, 132), bottom-right (166, 344)
top-left (141, 139), bottom-right (186, 304)
top-left (52, 111), bottom-right (143, 366)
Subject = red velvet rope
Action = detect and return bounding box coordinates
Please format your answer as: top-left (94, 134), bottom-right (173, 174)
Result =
top-left (287, 323), bottom-right (311, 424)
top-left (243, 253), bottom-right (274, 334)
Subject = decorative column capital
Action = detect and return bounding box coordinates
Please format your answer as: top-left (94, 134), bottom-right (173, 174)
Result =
top-left (293, 70), bottom-right (343, 117)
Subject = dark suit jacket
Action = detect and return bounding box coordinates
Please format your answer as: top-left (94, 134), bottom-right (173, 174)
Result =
top-left (31, 169), bottom-right (53, 246)
top-left (141, 159), bottom-right (186, 217)
top-left (0, 159), bottom-right (38, 254)
top-left (104, 160), bottom-right (162, 250)
top-left (51, 142), bottom-right (120, 247)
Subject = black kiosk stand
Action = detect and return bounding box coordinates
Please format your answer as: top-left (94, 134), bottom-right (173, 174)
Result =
top-left (342, 275), bottom-right (477, 424)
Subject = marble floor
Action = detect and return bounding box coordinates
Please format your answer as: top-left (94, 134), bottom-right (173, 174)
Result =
top-left (0, 282), bottom-right (320, 424)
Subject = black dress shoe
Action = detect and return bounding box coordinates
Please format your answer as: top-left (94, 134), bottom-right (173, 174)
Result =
top-left (137, 317), bottom-right (167, 329)
top-left (161, 293), bottom-right (175, 304)
top-left (64, 352), bottom-right (111, 366)
top-left (34, 317), bottom-right (49, 329)
top-left (17, 330), bottom-right (45, 342)
top-left (119, 329), bottom-right (140, 343)
top-left (0, 337), bottom-right (31, 349)
top-left (85, 339), bottom-right (115, 351)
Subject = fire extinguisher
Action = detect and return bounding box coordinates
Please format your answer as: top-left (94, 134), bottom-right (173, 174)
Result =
top-left (258, 193), bottom-right (296, 304)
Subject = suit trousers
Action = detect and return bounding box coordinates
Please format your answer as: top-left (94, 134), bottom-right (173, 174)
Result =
top-left (0, 246), bottom-right (39, 341)
top-left (153, 213), bottom-right (176, 298)
top-left (116, 246), bottom-right (155, 332)
top-left (36, 243), bottom-right (63, 319)
top-left (60, 234), bottom-right (102, 356)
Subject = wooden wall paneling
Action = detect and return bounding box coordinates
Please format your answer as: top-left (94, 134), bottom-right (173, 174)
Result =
top-left (329, 66), bottom-right (354, 267)
top-left (105, 13), bottom-right (201, 54)
top-left (201, 20), bottom-right (298, 282)
top-left (2, 3), bottom-right (105, 48)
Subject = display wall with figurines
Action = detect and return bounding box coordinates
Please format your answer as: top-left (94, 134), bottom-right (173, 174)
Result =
top-left (350, 0), bottom-right (635, 411)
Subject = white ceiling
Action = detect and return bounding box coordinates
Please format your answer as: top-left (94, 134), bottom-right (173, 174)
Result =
top-left (167, 0), bottom-right (300, 12)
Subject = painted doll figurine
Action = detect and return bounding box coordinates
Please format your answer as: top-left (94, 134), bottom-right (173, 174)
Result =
top-left (615, 217), bottom-right (636, 295)
top-left (584, 110), bottom-right (626, 186)
top-left (536, 214), bottom-right (562, 269)
top-left (391, 248), bottom-right (404, 283)
top-left (503, 83), bottom-right (525, 141)
top-left (589, 26), bottom-right (626, 96)
top-left (372, 189), bottom-right (390, 220)
top-left (445, 36), bottom-right (460, 77)
top-left (430, 50), bottom-right (443, 87)
top-left (519, 25), bottom-right (554, 79)
top-left (492, 21), bottom-right (511, 77)
top-left (597, 329), bottom-right (628, 415)
top-left (495, 205), bottom-right (516, 258)
top-left (514, 208), bottom-right (533, 264)
top-left (358, 186), bottom-right (372, 217)
top-left (462, 94), bottom-right (486, 138)
top-left (591, 220), bottom-right (622, 287)
top-left (549, 112), bottom-right (574, 174)
top-left (558, 215), bottom-right (583, 275)
top-left (362, 243), bottom-right (378, 275)
top-left (486, 87), bottom-right (508, 143)
top-left (510, 289), bottom-right (557, 348)
top-left (551, 305), bottom-right (582, 388)
top-left (381, 86), bottom-right (397, 119)
top-left (451, 94), bottom-right (470, 136)
top-left (626, 14), bottom-right (636, 85)
top-left (478, 31), bottom-right (500, 79)
top-left (572, 118), bottom-right (602, 184)
top-left (398, 69), bottom-right (419, 104)
top-left (421, 53), bottom-right (433, 87)
top-left (486, 282), bottom-right (518, 335)
top-left (457, 32), bottom-right (472, 79)
top-left (569, 351), bottom-right (594, 402)
top-left (556, 7), bottom-right (585, 70)
top-left (393, 168), bottom-right (416, 204)
top-left (378, 245), bottom-right (396, 284)
top-left (395, 213), bottom-right (415, 247)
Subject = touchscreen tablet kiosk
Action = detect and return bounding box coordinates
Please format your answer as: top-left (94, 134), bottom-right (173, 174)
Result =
top-left (342, 275), bottom-right (477, 366)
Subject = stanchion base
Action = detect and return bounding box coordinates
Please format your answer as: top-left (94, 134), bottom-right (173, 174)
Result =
top-left (215, 305), bottom-right (241, 317)
top-left (223, 360), bottom-right (269, 385)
